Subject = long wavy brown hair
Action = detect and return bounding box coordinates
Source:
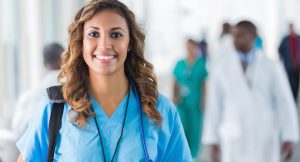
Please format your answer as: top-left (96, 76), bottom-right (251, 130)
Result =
top-left (57, 0), bottom-right (162, 127)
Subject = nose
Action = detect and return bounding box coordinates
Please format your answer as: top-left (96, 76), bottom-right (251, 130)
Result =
top-left (98, 34), bottom-right (112, 50)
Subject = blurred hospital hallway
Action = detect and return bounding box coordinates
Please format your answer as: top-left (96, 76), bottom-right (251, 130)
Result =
top-left (159, 71), bottom-right (300, 162)
top-left (1, 0), bottom-right (300, 162)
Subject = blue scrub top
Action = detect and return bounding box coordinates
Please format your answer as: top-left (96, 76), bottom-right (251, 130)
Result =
top-left (16, 89), bottom-right (193, 162)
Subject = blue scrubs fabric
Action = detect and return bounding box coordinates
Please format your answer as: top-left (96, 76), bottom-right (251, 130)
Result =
top-left (16, 89), bottom-right (192, 162)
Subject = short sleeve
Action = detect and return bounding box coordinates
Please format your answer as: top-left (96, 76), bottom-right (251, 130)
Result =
top-left (173, 60), bottom-right (183, 81)
top-left (203, 63), bottom-right (208, 79)
top-left (16, 96), bottom-right (52, 162)
top-left (162, 111), bottom-right (193, 162)
top-left (157, 94), bottom-right (192, 162)
top-left (199, 58), bottom-right (208, 79)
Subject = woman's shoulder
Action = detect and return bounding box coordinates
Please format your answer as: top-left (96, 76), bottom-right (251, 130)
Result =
top-left (194, 57), bottom-right (206, 67)
top-left (34, 87), bottom-right (73, 120)
top-left (175, 59), bottom-right (186, 67)
top-left (154, 93), bottom-right (192, 161)
top-left (157, 93), bottom-right (176, 111)
top-left (19, 91), bottom-right (69, 136)
top-left (16, 94), bottom-right (54, 162)
top-left (156, 93), bottom-right (178, 122)
top-left (33, 94), bottom-right (53, 121)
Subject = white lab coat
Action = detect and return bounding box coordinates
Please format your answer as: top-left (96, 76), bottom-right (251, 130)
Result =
top-left (12, 70), bottom-right (60, 134)
top-left (202, 50), bottom-right (299, 162)
top-left (0, 70), bottom-right (59, 162)
top-left (207, 34), bottom-right (236, 75)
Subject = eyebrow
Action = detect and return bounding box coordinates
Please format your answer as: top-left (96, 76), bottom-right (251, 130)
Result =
top-left (87, 26), bottom-right (125, 32)
top-left (87, 26), bottom-right (99, 30)
top-left (111, 27), bottom-right (125, 32)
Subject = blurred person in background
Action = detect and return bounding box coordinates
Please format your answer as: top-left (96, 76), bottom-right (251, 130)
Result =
top-left (202, 20), bottom-right (299, 162)
top-left (12, 42), bottom-right (63, 134)
top-left (255, 33), bottom-right (263, 50)
top-left (220, 22), bottom-right (232, 42)
top-left (218, 22), bottom-right (234, 53)
top-left (279, 23), bottom-right (300, 101)
top-left (0, 42), bottom-right (63, 162)
top-left (212, 22), bottom-right (234, 61)
top-left (197, 31), bottom-right (208, 59)
top-left (208, 22), bottom-right (235, 75)
top-left (173, 38), bottom-right (208, 159)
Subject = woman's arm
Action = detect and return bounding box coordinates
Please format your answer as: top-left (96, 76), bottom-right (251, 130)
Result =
top-left (161, 110), bottom-right (193, 161)
top-left (201, 80), bottom-right (207, 110)
top-left (16, 96), bottom-right (52, 162)
top-left (172, 80), bottom-right (180, 105)
top-left (17, 154), bottom-right (24, 162)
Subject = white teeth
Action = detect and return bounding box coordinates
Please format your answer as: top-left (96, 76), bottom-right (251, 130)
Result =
top-left (95, 55), bottom-right (115, 60)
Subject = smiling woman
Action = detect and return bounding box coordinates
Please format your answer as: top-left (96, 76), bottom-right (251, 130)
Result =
top-left (82, 10), bottom-right (130, 76)
top-left (15, 0), bottom-right (192, 162)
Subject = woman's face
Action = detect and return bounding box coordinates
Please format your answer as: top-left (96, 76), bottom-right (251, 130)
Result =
top-left (83, 10), bottom-right (130, 76)
top-left (186, 41), bottom-right (198, 58)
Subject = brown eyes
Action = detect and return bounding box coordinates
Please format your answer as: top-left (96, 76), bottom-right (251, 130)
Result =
top-left (88, 32), bottom-right (100, 37)
top-left (111, 32), bottom-right (123, 39)
top-left (88, 32), bottom-right (123, 39)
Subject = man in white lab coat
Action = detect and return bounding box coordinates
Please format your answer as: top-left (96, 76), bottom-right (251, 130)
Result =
top-left (202, 20), bottom-right (299, 162)
top-left (0, 43), bottom-right (64, 162)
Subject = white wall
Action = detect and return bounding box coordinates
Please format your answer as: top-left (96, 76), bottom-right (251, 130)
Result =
top-left (0, 0), bottom-right (4, 117)
top-left (1, 0), bottom-right (300, 113)
top-left (0, 0), bottom-right (85, 121)
top-left (18, 0), bottom-right (85, 94)
top-left (0, 0), bottom-right (19, 123)
top-left (123, 0), bottom-right (300, 97)
top-left (19, 0), bottom-right (43, 92)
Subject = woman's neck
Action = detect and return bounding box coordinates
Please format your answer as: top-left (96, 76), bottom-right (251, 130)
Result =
top-left (187, 54), bottom-right (196, 65)
top-left (89, 69), bottom-right (129, 117)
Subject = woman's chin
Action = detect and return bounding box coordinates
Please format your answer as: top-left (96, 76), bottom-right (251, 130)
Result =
top-left (89, 67), bottom-right (123, 77)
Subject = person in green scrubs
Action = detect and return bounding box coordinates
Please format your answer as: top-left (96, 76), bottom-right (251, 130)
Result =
top-left (173, 39), bottom-right (208, 158)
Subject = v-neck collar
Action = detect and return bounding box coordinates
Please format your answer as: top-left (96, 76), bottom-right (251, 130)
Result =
top-left (184, 58), bottom-right (200, 68)
top-left (90, 89), bottom-right (132, 125)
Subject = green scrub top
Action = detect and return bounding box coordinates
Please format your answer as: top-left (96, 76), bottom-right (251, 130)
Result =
top-left (173, 57), bottom-right (208, 158)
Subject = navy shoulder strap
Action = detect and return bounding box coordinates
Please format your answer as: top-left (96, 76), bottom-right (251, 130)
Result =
top-left (47, 86), bottom-right (64, 103)
top-left (46, 85), bottom-right (65, 162)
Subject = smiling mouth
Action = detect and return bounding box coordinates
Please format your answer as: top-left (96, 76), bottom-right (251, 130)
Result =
top-left (93, 55), bottom-right (117, 62)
